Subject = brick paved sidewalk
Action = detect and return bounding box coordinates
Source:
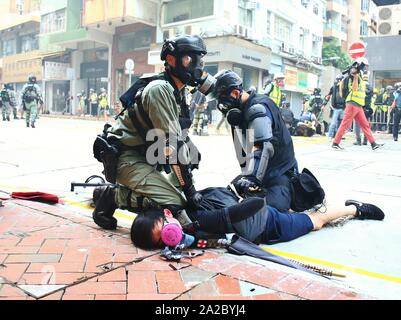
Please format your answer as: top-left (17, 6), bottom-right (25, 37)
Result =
top-left (0, 193), bottom-right (373, 300)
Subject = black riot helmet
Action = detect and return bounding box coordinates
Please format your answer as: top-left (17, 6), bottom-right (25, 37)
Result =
top-left (212, 70), bottom-right (244, 126)
top-left (161, 35), bottom-right (207, 86)
top-left (28, 75), bottom-right (37, 84)
top-left (5, 83), bottom-right (14, 90)
top-left (313, 88), bottom-right (321, 96)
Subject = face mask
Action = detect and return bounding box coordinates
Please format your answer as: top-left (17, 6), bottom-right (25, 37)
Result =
top-left (160, 220), bottom-right (195, 249)
top-left (218, 95), bottom-right (243, 126)
top-left (277, 80), bottom-right (285, 88)
top-left (171, 53), bottom-right (204, 86)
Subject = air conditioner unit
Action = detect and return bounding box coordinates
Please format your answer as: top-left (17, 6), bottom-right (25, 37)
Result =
top-left (377, 5), bottom-right (401, 36)
top-left (235, 25), bottom-right (253, 39)
top-left (314, 57), bottom-right (322, 64)
top-left (244, 1), bottom-right (258, 10)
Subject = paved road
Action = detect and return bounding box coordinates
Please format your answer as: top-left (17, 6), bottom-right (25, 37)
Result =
top-left (1, 117), bottom-right (400, 299)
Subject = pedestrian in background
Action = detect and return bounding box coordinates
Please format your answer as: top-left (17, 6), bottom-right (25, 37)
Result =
top-left (192, 91), bottom-right (207, 136)
top-left (354, 80), bottom-right (374, 146)
top-left (77, 91), bottom-right (86, 117)
top-left (98, 88), bottom-right (109, 122)
top-left (21, 75), bottom-right (43, 128)
top-left (89, 88), bottom-right (98, 117)
top-left (325, 75), bottom-right (345, 141)
top-left (264, 72), bottom-right (285, 108)
top-left (332, 61), bottom-right (383, 151)
top-left (1, 84), bottom-right (17, 121)
top-left (390, 84), bottom-right (401, 142)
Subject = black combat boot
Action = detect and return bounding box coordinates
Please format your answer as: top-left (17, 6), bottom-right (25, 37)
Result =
top-left (31, 123), bottom-right (35, 128)
top-left (92, 186), bottom-right (118, 230)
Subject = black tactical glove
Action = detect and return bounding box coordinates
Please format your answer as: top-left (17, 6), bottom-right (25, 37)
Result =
top-left (184, 185), bottom-right (204, 209)
top-left (232, 175), bottom-right (262, 197)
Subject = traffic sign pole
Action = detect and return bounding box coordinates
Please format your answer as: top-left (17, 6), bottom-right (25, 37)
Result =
top-left (125, 59), bottom-right (135, 89)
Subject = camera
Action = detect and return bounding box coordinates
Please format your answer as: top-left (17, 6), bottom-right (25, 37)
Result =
top-left (342, 61), bottom-right (366, 75)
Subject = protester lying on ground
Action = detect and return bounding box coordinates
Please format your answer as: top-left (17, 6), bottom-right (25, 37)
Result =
top-left (130, 188), bottom-right (385, 251)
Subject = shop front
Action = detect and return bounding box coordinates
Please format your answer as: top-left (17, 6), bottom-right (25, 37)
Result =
top-left (43, 61), bottom-right (73, 113)
top-left (283, 64), bottom-right (320, 116)
top-left (80, 60), bottom-right (109, 115)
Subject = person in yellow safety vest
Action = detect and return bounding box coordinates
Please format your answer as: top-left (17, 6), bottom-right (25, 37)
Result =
top-left (331, 60), bottom-right (383, 151)
top-left (77, 91), bottom-right (86, 116)
top-left (89, 88), bottom-right (98, 117)
top-left (263, 72), bottom-right (285, 108)
top-left (98, 88), bottom-right (109, 122)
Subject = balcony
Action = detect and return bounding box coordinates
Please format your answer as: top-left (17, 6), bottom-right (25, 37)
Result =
top-left (326, 0), bottom-right (348, 16)
top-left (324, 22), bottom-right (347, 41)
top-left (82, 0), bottom-right (157, 28)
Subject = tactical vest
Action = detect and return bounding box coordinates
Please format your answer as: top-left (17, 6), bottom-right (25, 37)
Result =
top-left (240, 93), bottom-right (297, 183)
top-left (112, 73), bottom-right (187, 149)
top-left (1, 90), bottom-right (10, 103)
top-left (346, 75), bottom-right (366, 106)
top-left (23, 85), bottom-right (39, 104)
top-left (269, 84), bottom-right (282, 107)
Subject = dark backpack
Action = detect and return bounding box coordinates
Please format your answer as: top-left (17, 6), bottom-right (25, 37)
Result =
top-left (23, 85), bottom-right (38, 103)
top-left (289, 168), bottom-right (325, 212)
top-left (0, 90), bottom-right (10, 103)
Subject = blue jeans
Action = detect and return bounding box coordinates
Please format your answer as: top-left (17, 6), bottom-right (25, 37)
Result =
top-left (328, 108), bottom-right (344, 138)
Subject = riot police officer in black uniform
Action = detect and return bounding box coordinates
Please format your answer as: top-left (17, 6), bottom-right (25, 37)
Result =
top-left (92, 35), bottom-right (216, 230)
top-left (211, 70), bottom-right (297, 212)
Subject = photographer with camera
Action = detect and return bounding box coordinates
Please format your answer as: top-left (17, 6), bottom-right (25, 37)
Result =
top-left (332, 60), bottom-right (384, 151)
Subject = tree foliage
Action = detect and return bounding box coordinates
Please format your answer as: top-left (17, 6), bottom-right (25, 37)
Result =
top-left (322, 40), bottom-right (352, 71)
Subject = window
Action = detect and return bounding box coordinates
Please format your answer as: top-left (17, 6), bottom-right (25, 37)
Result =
top-left (20, 34), bottom-right (38, 53)
top-left (16, 0), bottom-right (24, 14)
top-left (118, 28), bottom-right (153, 53)
top-left (313, 4), bottom-right (319, 16)
top-left (266, 11), bottom-right (271, 35)
top-left (360, 20), bottom-right (368, 36)
top-left (361, 0), bottom-right (370, 13)
top-left (41, 9), bottom-right (66, 34)
top-left (238, 0), bottom-right (254, 28)
top-left (299, 28), bottom-right (305, 50)
top-left (2, 39), bottom-right (16, 56)
top-left (274, 16), bottom-right (292, 42)
top-left (164, 0), bottom-right (214, 24)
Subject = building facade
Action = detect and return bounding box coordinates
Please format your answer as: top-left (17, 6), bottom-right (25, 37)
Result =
top-left (0, 0), bottom-right (42, 99)
top-left (147, 0), bottom-right (326, 116)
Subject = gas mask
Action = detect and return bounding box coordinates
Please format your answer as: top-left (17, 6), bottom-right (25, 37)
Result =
top-left (160, 218), bottom-right (195, 249)
top-left (217, 94), bottom-right (243, 126)
top-left (170, 53), bottom-right (205, 87)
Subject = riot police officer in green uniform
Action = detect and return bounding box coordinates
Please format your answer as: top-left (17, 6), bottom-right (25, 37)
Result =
top-left (21, 75), bottom-right (43, 128)
top-left (1, 84), bottom-right (17, 121)
top-left (92, 35), bottom-right (216, 230)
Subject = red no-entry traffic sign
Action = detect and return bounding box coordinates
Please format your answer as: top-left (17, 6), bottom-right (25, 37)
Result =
top-left (349, 42), bottom-right (366, 60)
